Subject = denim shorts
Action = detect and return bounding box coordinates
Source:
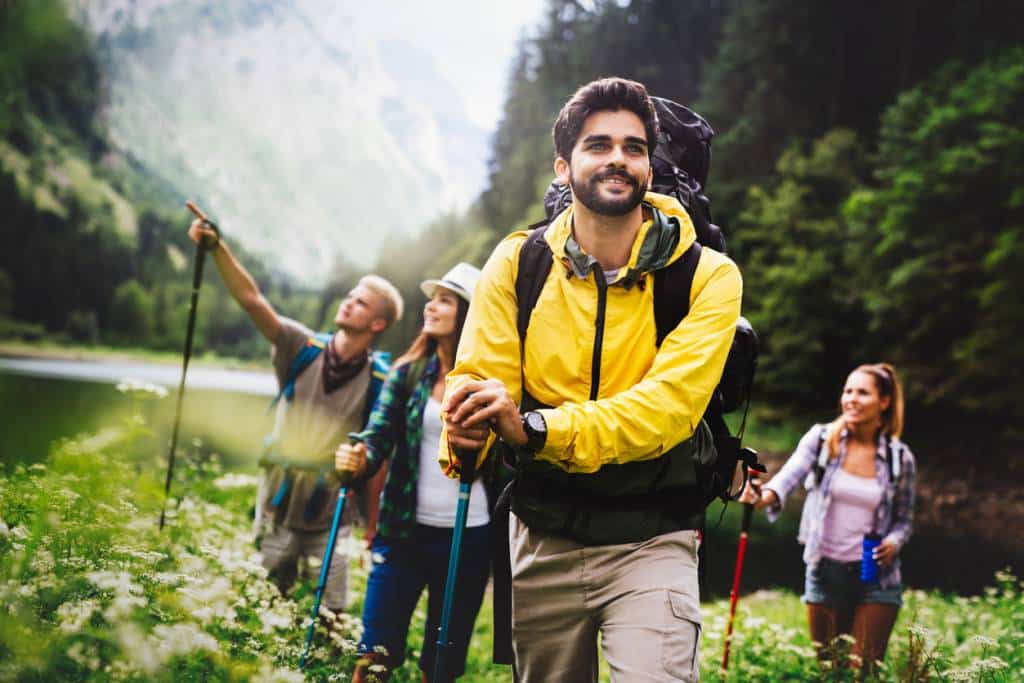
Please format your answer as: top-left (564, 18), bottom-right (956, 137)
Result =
top-left (802, 557), bottom-right (902, 607)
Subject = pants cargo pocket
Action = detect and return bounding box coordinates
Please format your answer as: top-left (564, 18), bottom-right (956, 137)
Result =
top-left (663, 590), bottom-right (701, 681)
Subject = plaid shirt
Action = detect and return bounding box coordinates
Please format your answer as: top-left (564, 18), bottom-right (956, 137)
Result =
top-left (764, 424), bottom-right (916, 589)
top-left (352, 355), bottom-right (440, 541)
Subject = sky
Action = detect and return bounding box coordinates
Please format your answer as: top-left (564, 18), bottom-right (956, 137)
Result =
top-left (348, 0), bottom-right (549, 131)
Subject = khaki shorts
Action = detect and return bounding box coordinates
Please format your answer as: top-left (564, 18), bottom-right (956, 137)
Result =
top-left (510, 513), bottom-right (702, 682)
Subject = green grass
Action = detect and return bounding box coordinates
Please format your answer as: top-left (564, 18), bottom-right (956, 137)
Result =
top-left (1, 395), bottom-right (1020, 681)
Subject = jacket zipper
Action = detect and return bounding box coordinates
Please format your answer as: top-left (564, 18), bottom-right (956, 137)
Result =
top-left (590, 264), bottom-right (608, 401)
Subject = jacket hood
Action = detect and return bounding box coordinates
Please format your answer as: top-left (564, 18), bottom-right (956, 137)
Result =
top-left (544, 191), bottom-right (697, 285)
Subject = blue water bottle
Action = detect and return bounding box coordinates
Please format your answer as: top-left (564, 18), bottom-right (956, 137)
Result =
top-left (861, 533), bottom-right (882, 582)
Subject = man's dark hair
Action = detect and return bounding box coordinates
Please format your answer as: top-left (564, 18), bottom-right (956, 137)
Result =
top-left (552, 77), bottom-right (659, 162)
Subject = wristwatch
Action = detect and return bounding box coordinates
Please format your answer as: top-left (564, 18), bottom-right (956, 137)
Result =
top-left (520, 411), bottom-right (547, 453)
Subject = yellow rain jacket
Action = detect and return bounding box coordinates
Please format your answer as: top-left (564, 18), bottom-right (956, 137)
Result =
top-left (442, 191), bottom-right (741, 470)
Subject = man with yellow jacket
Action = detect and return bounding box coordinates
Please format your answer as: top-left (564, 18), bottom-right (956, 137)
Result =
top-left (442, 77), bottom-right (741, 682)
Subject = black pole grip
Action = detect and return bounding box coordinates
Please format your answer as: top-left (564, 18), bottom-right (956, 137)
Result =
top-left (457, 448), bottom-right (479, 484)
top-left (741, 502), bottom-right (754, 532)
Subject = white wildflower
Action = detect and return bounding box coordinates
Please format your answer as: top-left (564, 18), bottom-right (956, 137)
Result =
top-left (57, 488), bottom-right (81, 504)
top-left (116, 378), bottom-right (169, 398)
top-left (251, 663), bottom-right (306, 683)
top-left (67, 641), bottom-right (101, 671)
top-left (964, 634), bottom-right (998, 650)
top-left (56, 599), bottom-right (100, 633)
top-left (152, 622), bottom-right (219, 657)
top-left (0, 519), bottom-right (8, 537)
top-left (975, 656), bottom-right (1009, 673)
top-left (104, 592), bottom-right (147, 621)
top-left (30, 549), bottom-right (55, 574)
top-left (116, 623), bottom-right (160, 674)
top-left (212, 472), bottom-right (259, 490)
top-left (259, 605), bottom-right (295, 633)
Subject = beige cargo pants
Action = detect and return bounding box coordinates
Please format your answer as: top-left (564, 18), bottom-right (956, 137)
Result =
top-left (510, 513), bottom-right (702, 682)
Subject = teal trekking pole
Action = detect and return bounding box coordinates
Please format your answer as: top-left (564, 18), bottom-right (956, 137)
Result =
top-left (432, 448), bottom-right (479, 683)
top-left (159, 200), bottom-right (218, 530)
top-left (299, 480), bottom-right (349, 669)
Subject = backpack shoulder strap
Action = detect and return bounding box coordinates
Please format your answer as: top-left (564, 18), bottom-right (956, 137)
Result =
top-left (272, 332), bottom-right (332, 407)
top-left (814, 423), bottom-right (830, 486)
top-left (886, 436), bottom-right (903, 483)
top-left (515, 225), bottom-right (555, 346)
top-left (652, 241), bottom-right (702, 347)
top-left (362, 350), bottom-right (392, 426)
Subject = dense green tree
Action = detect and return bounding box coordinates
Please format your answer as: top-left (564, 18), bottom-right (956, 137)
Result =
top-left (844, 48), bottom-right (1024, 447)
top-left (0, 0), bottom-right (103, 150)
top-left (698, 0), bottom-right (1024, 230)
top-left (0, 270), bottom-right (12, 319)
top-left (109, 279), bottom-right (155, 344)
top-left (738, 129), bottom-right (870, 413)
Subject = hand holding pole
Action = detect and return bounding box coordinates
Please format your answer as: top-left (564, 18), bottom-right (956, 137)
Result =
top-left (432, 447), bottom-right (479, 683)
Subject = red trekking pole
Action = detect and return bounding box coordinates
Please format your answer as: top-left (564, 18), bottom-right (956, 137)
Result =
top-left (721, 500), bottom-right (754, 674)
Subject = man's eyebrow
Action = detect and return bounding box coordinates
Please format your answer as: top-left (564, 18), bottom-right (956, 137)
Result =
top-left (580, 133), bottom-right (648, 147)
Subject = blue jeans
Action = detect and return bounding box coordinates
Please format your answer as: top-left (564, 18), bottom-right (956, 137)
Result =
top-left (359, 523), bottom-right (491, 677)
top-left (803, 557), bottom-right (903, 607)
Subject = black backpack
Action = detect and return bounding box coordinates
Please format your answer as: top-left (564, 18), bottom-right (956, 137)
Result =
top-left (523, 97), bottom-right (763, 505)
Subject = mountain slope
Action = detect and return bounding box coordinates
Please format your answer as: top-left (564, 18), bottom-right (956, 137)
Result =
top-left (72, 0), bottom-right (488, 281)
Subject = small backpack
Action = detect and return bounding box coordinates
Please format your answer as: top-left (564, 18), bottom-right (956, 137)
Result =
top-left (524, 97), bottom-right (763, 505)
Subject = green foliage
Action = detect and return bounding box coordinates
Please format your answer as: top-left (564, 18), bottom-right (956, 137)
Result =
top-left (0, 392), bottom-right (344, 682)
top-left (697, 0), bottom-right (1024, 228)
top-left (0, 269), bottom-right (12, 318)
top-left (2, 405), bottom-right (1021, 681)
top-left (703, 578), bottom-right (1024, 681)
top-left (109, 280), bottom-right (155, 344)
top-left (65, 309), bottom-right (99, 344)
top-left (735, 129), bottom-right (871, 411)
top-left (0, 0), bottom-right (102, 149)
top-left (844, 48), bottom-right (1024, 445)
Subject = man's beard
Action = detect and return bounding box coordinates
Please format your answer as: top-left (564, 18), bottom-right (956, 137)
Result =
top-left (570, 167), bottom-right (646, 216)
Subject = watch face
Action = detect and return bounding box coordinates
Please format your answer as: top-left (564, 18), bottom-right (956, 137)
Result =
top-left (525, 412), bottom-right (546, 434)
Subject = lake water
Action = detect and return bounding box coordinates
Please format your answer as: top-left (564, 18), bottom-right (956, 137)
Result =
top-left (0, 356), bottom-right (276, 468)
top-left (0, 357), bottom-right (1018, 598)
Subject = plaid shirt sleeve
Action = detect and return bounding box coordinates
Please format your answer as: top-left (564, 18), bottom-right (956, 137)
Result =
top-left (353, 363), bottom-right (407, 478)
top-left (884, 443), bottom-right (916, 549)
top-left (764, 425), bottom-right (823, 522)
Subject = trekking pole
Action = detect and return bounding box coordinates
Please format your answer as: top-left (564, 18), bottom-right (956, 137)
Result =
top-left (432, 448), bottom-right (479, 683)
top-left (159, 200), bottom-right (218, 530)
top-left (298, 484), bottom-right (349, 668)
top-left (299, 483), bottom-right (349, 668)
top-left (300, 435), bottom-right (360, 668)
top-left (721, 500), bottom-right (754, 674)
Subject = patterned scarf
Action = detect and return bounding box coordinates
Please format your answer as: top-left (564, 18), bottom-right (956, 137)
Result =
top-left (321, 336), bottom-right (369, 394)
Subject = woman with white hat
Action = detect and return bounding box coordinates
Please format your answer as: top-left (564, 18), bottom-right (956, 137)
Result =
top-left (336, 262), bottom-right (491, 682)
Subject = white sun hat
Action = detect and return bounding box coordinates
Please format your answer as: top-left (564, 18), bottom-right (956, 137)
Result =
top-left (419, 262), bottom-right (481, 303)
